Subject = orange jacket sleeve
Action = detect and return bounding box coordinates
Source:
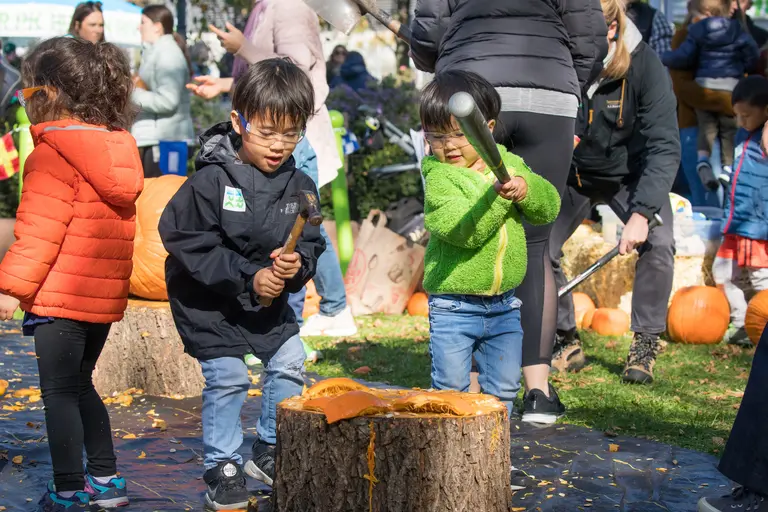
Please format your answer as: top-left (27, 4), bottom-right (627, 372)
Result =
top-left (0, 146), bottom-right (75, 302)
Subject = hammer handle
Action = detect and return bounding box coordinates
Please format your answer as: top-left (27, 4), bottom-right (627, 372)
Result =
top-left (258, 215), bottom-right (307, 307)
top-left (367, 8), bottom-right (412, 45)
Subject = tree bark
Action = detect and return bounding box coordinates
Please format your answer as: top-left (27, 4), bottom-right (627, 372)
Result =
top-left (93, 300), bottom-right (204, 397)
top-left (274, 406), bottom-right (511, 512)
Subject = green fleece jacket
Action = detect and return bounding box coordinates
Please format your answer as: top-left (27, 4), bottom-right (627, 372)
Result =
top-left (422, 145), bottom-right (561, 296)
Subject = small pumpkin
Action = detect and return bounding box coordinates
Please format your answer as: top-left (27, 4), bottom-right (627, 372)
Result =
top-left (573, 292), bottom-right (596, 330)
top-left (590, 308), bottom-right (630, 336)
top-left (130, 175), bottom-right (187, 300)
top-left (303, 280), bottom-right (321, 318)
top-left (582, 308), bottom-right (596, 330)
top-left (745, 290), bottom-right (768, 345)
top-left (667, 286), bottom-right (730, 344)
top-left (407, 292), bottom-right (429, 316)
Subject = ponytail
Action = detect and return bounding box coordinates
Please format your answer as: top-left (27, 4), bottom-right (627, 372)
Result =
top-left (172, 32), bottom-right (194, 79)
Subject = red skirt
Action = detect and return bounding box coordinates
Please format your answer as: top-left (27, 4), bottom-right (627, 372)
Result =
top-left (716, 234), bottom-right (768, 268)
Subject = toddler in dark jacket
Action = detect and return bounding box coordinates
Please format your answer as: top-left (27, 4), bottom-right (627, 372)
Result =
top-left (662, 0), bottom-right (759, 188)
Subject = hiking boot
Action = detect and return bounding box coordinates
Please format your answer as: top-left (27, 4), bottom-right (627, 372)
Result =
top-left (300, 306), bottom-right (358, 337)
top-left (551, 329), bottom-right (586, 374)
top-left (697, 160), bottom-right (719, 190)
top-left (38, 482), bottom-right (90, 511)
top-left (203, 460), bottom-right (249, 511)
top-left (698, 486), bottom-right (767, 511)
top-left (510, 466), bottom-right (536, 491)
top-left (84, 473), bottom-right (129, 508)
top-left (522, 384), bottom-right (566, 425)
top-left (244, 439), bottom-right (276, 487)
top-left (622, 332), bottom-right (662, 384)
top-left (724, 325), bottom-right (752, 347)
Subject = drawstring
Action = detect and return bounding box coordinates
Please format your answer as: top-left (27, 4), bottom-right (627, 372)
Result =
top-left (617, 79), bottom-right (626, 128)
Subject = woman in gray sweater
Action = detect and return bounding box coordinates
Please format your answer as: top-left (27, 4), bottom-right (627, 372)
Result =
top-left (131, 5), bottom-right (194, 177)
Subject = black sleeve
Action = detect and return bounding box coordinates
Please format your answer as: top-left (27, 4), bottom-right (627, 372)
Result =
top-left (562, 0), bottom-right (609, 92)
top-left (158, 170), bottom-right (264, 297)
top-left (410, 0), bottom-right (453, 73)
top-left (283, 182), bottom-right (326, 294)
top-left (630, 49), bottom-right (681, 219)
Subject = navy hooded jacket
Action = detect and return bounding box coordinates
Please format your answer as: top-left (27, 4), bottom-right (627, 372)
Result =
top-left (329, 51), bottom-right (375, 92)
top-left (662, 17), bottom-right (758, 80)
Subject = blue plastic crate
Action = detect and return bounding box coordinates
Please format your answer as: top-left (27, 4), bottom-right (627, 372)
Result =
top-left (158, 140), bottom-right (188, 176)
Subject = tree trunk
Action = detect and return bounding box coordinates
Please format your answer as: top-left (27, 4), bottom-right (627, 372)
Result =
top-left (93, 300), bottom-right (204, 397)
top-left (274, 405), bottom-right (511, 512)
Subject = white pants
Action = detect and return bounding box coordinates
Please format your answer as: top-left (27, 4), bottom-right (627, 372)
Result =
top-left (712, 256), bottom-right (768, 327)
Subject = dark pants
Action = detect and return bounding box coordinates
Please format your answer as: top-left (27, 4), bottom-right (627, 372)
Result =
top-left (695, 109), bottom-right (737, 167)
top-left (495, 111), bottom-right (576, 367)
top-left (139, 146), bottom-right (162, 178)
top-left (550, 180), bottom-right (676, 335)
top-left (35, 319), bottom-right (116, 491)
top-left (718, 326), bottom-right (768, 494)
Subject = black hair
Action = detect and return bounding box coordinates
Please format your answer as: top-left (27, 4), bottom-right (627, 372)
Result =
top-left (232, 58), bottom-right (315, 129)
top-left (732, 75), bottom-right (768, 108)
top-left (68, 1), bottom-right (104, 42)
top-left (420, 70), bottom-right (501, 132)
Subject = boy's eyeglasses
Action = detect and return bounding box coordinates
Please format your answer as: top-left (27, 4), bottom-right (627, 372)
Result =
top-left (424, 131), bottom-right (472, 149)
top-left (237, 112), bottom-right (305, 147)
top-left (15, 86), bottom-right (45, 108)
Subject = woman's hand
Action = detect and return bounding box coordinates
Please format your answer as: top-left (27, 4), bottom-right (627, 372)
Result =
top-left (0, 294), bottom-right (19, 321)
top-left (619, 213), bottom-right (649, 255)
top-left (133, 75), bottom-right (147, 90)
top-left (494, 177), bottom-right (528, 203)
top-left (186, 76), bottom-right (225, 100)
top-left (209, 23), bottom-right (246, 55)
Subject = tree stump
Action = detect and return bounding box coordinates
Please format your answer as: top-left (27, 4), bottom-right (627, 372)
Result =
top-left (93, 299), bottom-right (204, 397)
top-left (275, 385), bottom-right (511, 512)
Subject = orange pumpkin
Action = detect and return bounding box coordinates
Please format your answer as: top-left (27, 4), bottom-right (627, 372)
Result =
top-left (590, 308), bottom-right (630, 336)
top-left (303, 280), bottom-right (321, 318)
top-left (667, 286), bottom-right (730, 344)
top-left (582, 308), bottom-right (595, 330)
top-left (303, 377), bottom-right (371, 399)
top-left (407, 292), bottom-right (429, 316)
top-left (745, 290), bottom-right (768, 345)
top-left (315, 391), bottom-right (392, 424)
top-left (573, 292), bottom-right (596, 329)
top-left (130, 175), bottom-right (186, 300)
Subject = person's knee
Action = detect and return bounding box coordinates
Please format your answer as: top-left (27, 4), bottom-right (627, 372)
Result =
top-left (640, 223), bottom-right (675, 261)
top-left (201, 357), bottom-right (250, 391)
top-left (268, 336), bottom-right (306, 379)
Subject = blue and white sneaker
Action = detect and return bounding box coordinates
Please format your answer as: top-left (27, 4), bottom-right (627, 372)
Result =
top-left (84, 473), bottom-right (129, 508)
top-left (38, 482), bottom-right (90, 511)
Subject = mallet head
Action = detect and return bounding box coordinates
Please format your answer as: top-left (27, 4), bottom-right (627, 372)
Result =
top-left (298, 190), bottom-right (323, 226)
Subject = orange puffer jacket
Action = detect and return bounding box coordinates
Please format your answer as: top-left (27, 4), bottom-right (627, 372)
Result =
top-left (0, 120), bottom-right (143, 323)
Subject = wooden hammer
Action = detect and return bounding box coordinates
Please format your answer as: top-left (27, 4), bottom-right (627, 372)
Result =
top-left (259, 190), bottom-right (323, 307)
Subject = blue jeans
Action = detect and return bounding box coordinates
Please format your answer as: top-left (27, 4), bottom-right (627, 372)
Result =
top-left (290, 138), bottom-right (347, 320)
top-left (199, 335), bottom-right (306, 469)
top-left (428, 291), bottom-right (523, 417)
top-left (680, 126), bottom-right (721, 208)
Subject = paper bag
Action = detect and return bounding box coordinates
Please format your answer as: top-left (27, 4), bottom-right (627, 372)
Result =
top-left (344, 210), bottom-right (425, 316)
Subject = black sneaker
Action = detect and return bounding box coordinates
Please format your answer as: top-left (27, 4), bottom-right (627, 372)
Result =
top-left (203, 460), bottom-right (249, 511)
top-left (521, 384), bottom-right (566, 425)
top-left (622, 332), bottom-right (662, 384)
top-left (510, 466), bottom-right (536, 491)
top-left (698, 486), bottom-right (767, 511)
top-left (244, 440), bottom-right (275, 487)
top-left (551, 329), bottom-right (586, 374)
top-left (697, 160), bottom-right (719, 190)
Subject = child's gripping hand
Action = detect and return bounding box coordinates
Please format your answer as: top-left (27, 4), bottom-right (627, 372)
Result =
top-left (270, 249), bottom-right (302, 280)
top-left (0, 294), bottom-right (19, 321)
top-left (494, 176), bottom-right (528, 203)
top-left (253, 268), bottom-right (285, 299)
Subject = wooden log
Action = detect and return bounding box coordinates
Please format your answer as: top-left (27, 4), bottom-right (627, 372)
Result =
top-left (275, 389), bottom-right (511, 512)
top-left (93, 299), bottom-right (204, 397)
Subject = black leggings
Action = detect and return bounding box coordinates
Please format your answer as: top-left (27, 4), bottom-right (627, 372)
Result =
top-left (35, 318), bottom-right (116, 491)
top-left (494, 112), bottom-right (576, 367)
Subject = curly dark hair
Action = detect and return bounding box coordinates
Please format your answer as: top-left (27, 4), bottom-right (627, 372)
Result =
top-left (21, 37), bottom-right (136, 131)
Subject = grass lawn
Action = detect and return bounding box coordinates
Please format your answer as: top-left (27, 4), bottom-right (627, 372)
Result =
top-left (307, 315), bottom-right (754, 456)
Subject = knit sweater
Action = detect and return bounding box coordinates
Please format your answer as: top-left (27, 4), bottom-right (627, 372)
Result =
top-left (422, 145), bottom-right (560, 296)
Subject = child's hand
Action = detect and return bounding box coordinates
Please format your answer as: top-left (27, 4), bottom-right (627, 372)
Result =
top-left (494, 176), bottom-right (528, 202)
top-left (0, 294), bottom-right (19, 321)
top-left (253, 268), bottom-right (285, 299)
top-left (270, 249), bottom-right (302, 280)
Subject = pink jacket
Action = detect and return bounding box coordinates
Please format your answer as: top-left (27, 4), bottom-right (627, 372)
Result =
top-left (237, 0), bottom-right (342, 188)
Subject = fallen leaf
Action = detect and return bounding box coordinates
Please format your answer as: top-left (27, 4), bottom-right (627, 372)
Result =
top-left (152, 419), bottom-right (167, 431)
top-left (122, 434), bottom-right (137, 440)
top-left (609, 444), bottom-right (620, 452)
top-left (603, 429), bottom-right (618, 438)
top-left (138, 451), bottom-right (146, 459)
top-left (247, 389), bottom-right (262, 396)
top-left (712, 437), bottom-right (725, 447)
top-left (117, 395), bottom-right (133, 407)
top-left (147, 409), bottom-right (157, 416)
top-left (12, 388), bottom-right (40, 398)
top-left (3, 405), bottom-right (24, 411)
top-left (656, 468), bottom-right (668, 473)
top-left (12, 455), bottom-right (23, 464)
top-left (605, 340), bottom-right (618, 349)
top-left (347, 345), bottom-right (363, 354)
top-left (353, 366), bottom-right (372, 375)
top-left (0, 379), bottom-right (8, 397)
top-left (140, 331), bottom-right (151, 338)
top-left (28, 395), bottom-right (41, 403)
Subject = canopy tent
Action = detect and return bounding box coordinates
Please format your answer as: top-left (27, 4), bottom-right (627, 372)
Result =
top-left (0, 0), bottom-right (143, 47)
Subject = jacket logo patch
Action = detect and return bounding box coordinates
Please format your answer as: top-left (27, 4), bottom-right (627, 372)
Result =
top-left (223, 186), bottom-right (246, 212)
top-left (606, 100), bottom-right (621, 110)
top-left (285, 202), bottom-right (299, 215)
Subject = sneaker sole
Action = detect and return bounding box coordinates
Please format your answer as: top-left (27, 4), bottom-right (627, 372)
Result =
top-left (204, 494), bottom-right (249, 511)
top-left (300, 327), bottom-right (358, 338)
top-left (521, 412), bottom-right (563, 425)
top-left (91, 496), bottom-right (129, 508)
top-left (696, 497), bottom-right (719, 512)
top-left (244, 460), bottom-right (273, 487)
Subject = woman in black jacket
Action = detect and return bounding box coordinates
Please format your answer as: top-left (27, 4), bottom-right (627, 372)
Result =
top-left (550, 0), bottom-right (680, 388)
top-left (409, 0), bottom-right (609, 425)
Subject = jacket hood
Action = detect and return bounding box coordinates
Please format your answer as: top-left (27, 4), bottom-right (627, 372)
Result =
top-left (690, 17), bottom-right (744, 46)
top-left (32, 120), bottom-right (143, 208)
top-left (195, 121), bottom-right (296, 173)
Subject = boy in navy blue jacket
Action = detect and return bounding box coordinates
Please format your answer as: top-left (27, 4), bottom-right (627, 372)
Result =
top-left (158, 58), bottom-right (325, 510)
top-left (663, 0), bottom-right (759, 188)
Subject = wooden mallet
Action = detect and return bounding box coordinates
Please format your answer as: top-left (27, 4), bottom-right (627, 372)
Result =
top-left (259, 190), bottom-right (323, 307)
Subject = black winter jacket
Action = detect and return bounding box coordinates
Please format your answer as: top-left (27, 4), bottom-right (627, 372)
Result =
top-left (409, 0), bottom-right (609, 96)
top-left (573, 29), bottom-right (680, 220)
top-left (158, 123), bottom-right (325, 360)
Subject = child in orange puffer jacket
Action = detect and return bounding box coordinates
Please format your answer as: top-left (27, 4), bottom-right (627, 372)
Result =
top-left (0, 37), bottom-right (143, 511)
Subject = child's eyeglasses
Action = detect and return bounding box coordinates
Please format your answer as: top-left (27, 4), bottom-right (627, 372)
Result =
top-left (424, 131), bottom-right (471, 149)
top-left (237, 112), bottom-right (305, 147)
top-left (15, 87), bottom-right (45, 108)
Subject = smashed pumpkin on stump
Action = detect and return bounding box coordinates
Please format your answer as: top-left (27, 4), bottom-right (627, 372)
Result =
top-left (275, 379), bottom-right (511, 512)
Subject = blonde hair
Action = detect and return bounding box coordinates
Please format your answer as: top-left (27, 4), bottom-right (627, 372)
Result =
top-left (691, 0), bottom-right (731, 17)
top-left (600, 0), bottom-right (632, 80)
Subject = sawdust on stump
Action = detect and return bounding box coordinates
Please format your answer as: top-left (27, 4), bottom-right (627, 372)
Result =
top-left (93, 300), bottom-right (204, 397)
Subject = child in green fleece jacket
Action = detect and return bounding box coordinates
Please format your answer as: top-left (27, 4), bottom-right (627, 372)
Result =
top-left (420, 71), bottom-right (561, 416)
